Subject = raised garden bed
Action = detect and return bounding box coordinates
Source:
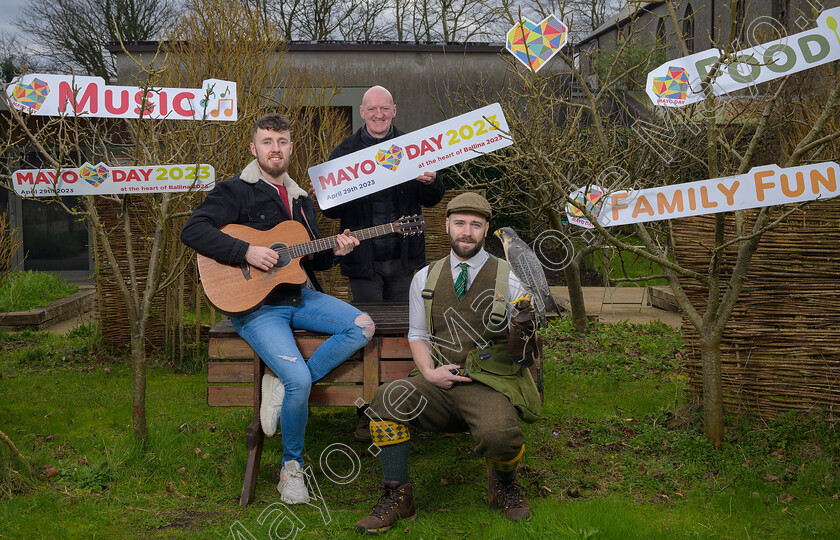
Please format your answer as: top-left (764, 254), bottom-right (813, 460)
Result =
top-left (0, 289), bottom-right (96, 331)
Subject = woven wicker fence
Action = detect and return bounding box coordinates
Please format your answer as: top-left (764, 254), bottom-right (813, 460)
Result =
top-left (673, 199), bottom-right (840, 421)
top-left (94, 198), bottom-right (170, 350)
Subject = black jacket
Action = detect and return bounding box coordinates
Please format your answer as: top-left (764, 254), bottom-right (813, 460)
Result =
top-left (181, 160), bottom-right (335, 306)
top-left (323, 126), bottom-right (445, 279)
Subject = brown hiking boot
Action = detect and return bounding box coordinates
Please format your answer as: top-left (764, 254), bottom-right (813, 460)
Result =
top-left (488, 467), bottom-right (531, 522)
top-left (355, 410), bottom-right (372, 441)
top-left (355, 481), bottom-right (416, 534)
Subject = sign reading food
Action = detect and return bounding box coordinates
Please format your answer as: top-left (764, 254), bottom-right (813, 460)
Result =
top-left (309, 103), bottom-right (512, 209)
top-left (12, 163), bottom-right (215, 197)
top-left (6, 74), bottom-right (237, 121)
top-left (646, 7), bottom-right (840, 107)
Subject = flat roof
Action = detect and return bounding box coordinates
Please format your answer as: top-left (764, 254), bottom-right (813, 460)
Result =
top-left (106, 41), bottom-right (506, 54)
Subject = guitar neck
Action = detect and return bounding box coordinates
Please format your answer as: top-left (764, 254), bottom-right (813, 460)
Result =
top-left (287, 223), bottom-right (397, 258)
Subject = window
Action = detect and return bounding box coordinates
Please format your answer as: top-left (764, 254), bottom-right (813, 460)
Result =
top-left (656, 19), bottom-right (666, 45)
top-left (655, 19), bottom-right (668, 64)
top-left (773, 0), bottom-right (790, 29)
top-left (683, 4), bottom-right (696, 54)
top-left (12, 150), bottom-right (90, 274)
top-left (735, 0), bottom-right (746, 44)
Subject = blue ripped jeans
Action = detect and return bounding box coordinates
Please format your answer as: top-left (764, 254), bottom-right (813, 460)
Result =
top-left (231, 288), bottom-right (372, 466)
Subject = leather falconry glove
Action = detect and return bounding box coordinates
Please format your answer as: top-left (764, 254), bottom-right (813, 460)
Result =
top-left (507, 297), bottom-right (537, 367)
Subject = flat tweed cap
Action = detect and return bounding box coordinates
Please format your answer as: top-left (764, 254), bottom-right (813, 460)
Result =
top-left (446, 192), bottom-right (492, 220)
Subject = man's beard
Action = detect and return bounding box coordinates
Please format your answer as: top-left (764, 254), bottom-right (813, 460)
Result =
top-left (449, 232), bottom-right (484, 259)
top-left (259, 155), bottom-right (288, 178)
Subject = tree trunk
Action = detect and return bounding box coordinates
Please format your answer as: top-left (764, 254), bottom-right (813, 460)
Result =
top-left (541, 207), bottom-right (588, 333)
top-left (130, 321), bottom-right (148, 443)
top-left (564, 259), bottom-right (588, 333)
top-left (699, 334), bottom-right (724, 448)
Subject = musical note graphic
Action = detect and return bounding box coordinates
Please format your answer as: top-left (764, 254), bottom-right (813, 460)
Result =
top-left (210, 98), bottom-right (234, 118)
top-left (199, 83), bottom-right (217, 108)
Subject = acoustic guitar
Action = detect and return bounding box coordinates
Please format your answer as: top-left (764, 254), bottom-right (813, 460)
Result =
top-left (197, 215), bottom-right (426, 315)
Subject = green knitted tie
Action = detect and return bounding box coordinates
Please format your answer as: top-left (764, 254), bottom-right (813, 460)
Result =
top-left (455, 262), bottom-right (469, 298)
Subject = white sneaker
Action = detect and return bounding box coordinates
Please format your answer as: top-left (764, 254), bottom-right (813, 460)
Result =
top-left (277, 460), bottom-right (311, 504)
top-left (260, 374), bottom-right (284, 437)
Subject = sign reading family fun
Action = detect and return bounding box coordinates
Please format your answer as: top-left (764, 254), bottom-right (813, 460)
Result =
top-left (12, 163), bottom-right (215, 197)
top-left (568, 162), bottom-right (840, 227)
top-left (7, 74), bottom-right (237, 121)
top-left (505, 14), bottom-right (568, 72)
top-left (309, 103), bottom-right (512, 209)
top-left (646, 7), bottom-right (840, 107)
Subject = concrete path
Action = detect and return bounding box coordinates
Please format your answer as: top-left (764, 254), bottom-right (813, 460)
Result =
top-left (550, 286), bottom-right (682, 328)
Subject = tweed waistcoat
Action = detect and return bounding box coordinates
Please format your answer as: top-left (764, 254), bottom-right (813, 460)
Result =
top-left (429, 255), bottom-right (508, 366)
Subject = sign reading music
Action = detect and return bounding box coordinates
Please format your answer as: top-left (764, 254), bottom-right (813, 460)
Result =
top-left (6, 74), bottom-right (237, 121)
top-left (581, 162), bottom-right (840, 227)
top-left (12, 163), bottom-right (216, 197)
top-left (308, 103), bottom-right (512, 209)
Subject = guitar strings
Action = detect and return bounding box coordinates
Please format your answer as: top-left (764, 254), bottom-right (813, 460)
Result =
top-left (270, 219), bottom-right (422, 259)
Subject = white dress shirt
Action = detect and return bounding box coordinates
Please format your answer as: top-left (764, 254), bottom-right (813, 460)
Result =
top-left (407, 249), bottom-right (525, 343)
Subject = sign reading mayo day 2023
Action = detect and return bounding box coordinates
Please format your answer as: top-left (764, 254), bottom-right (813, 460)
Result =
top-left (647, 7), bottom-right (840, 107)
top-left (7, 74), bottom-right (237, 121)
top-left (579, 162), bottom-right (839, 227)
top-left (309, 103), bottom-right (512, 209)
top-left (12, 163), bottom-right (216, 197)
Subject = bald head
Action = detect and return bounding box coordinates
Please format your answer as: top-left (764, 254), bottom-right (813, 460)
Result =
top-left (360, 86), bottom-right (396, 138)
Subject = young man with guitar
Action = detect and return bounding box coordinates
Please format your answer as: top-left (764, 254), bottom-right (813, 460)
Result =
top-left (181, 113), bottom-right (373, 505)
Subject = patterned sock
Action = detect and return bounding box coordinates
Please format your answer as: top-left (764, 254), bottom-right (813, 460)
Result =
top-left (487, 444), bottom-right (525, 483)
top-left (370, 419), bottom-right (411, 485)
top-left (378, 441), bottom-right (409, 485)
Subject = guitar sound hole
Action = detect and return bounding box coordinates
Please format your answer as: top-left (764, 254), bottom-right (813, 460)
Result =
top-left (271, 244), bottom-right (292, 269)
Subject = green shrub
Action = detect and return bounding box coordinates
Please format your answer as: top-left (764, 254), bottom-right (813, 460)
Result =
top-left (593, 38), bottom-right (666, 91)
top-left (0, 271), bottom-right (79, 312)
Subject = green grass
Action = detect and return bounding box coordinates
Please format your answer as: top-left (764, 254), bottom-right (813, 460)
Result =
top-left (1, 320), bottom-right (839, 538)
top-left (0, 271), bottom-right (80, 312)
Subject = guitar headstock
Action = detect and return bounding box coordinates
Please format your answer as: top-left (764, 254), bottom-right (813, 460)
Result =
top-left (395, 214), bottom-right (426, 236)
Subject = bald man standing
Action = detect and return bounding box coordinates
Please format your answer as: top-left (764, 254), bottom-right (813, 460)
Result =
top-left (323, 85), bottom-right (445, 439)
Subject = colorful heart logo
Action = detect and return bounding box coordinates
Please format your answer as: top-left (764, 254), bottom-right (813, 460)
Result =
top-left (375, 145), bottom-right (403, 171)
top-left (506, 15), bottom-right (568, 72)
top-left (567, 186), bottom-right (604, 218)
top-left (79, 162), bottom-right (110, 188)
top-left (10, 78), bottom-right (50, 112)
top-left (652, 67), bottom-right (690, 101)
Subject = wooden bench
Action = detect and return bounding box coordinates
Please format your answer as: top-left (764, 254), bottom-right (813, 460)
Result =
top-left (208, 302), bottom-right (545, 506)
top-left (208, 302), bottom-right (415, 506)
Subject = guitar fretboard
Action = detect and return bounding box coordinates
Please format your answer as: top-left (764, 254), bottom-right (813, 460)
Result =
top-left (281, 223), bottom-right (398, 258)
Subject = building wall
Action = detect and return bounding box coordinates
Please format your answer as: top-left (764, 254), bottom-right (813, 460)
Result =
top-left (111, 42), bottom-right (571, 133)
top-left (577, 0), bottom-right (840, 84)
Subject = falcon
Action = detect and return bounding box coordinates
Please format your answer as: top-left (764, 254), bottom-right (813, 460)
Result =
top-left (494, 227), bottom-right (562, 322)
